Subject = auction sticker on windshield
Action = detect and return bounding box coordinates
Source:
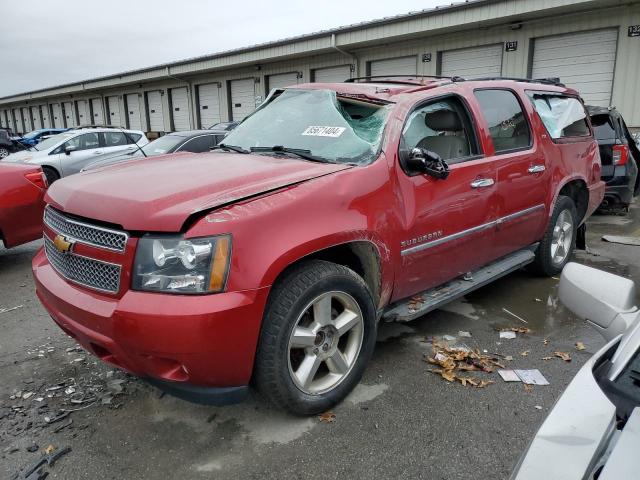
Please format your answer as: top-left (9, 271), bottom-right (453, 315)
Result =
top-left (302, 126), bottom-right (346, 137)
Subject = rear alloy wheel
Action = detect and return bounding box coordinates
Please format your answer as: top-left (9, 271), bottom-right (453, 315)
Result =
top-left (0, 147), bottom-right (9, 159)
top-left (531, 195), bottom-right (577, 276)
top-left (255, 260), bottom-right (376, 415)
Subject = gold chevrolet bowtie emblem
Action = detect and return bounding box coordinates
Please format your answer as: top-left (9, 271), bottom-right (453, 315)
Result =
top-left (53, 234), bottom-right (74, 254)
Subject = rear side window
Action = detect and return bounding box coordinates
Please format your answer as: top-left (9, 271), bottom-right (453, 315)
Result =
top-left (177, 135), bottom-right (215, 153)
top-left (127, 133), bottom-right (143, 144)
top-left (474, 89), bottom-right (531, 154)
top-left (590, 114), bottom-right (617, 141)
top-left (103, 131), bottom-right (128, 147)
top-left (528, 93), bottom-right (590, 139)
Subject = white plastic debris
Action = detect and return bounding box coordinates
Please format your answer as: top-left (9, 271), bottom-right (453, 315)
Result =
top-left (515, 369), bottom-right (549, 385)
top-left (499, 331), bottom-right (517, 339)
top-left (498, 370), bottom-right (521, 382)
top-left (458, 331), bottom-right (472, 338)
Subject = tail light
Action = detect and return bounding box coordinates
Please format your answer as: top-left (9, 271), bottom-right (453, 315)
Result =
top-left (612, 144), bottom-right (629, 166)
top-left (25, 171), bottom-right (49, 189)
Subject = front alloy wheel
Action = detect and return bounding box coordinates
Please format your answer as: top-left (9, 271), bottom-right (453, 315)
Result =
top-left (0, 147), bottom-right (9, 159)
top-left (255, 260), bottom-right (376, 415)
top-left (288, 291), bottom-right (364, 395)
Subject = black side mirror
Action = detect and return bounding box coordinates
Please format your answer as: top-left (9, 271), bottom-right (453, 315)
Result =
top-left (406, 147), bottom-right (449, 179)
top-left (64, 144), bottom-right (77, 155)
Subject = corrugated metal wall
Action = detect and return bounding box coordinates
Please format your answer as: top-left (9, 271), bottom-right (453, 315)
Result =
top-left (1, 1), bottom-right (639, 128)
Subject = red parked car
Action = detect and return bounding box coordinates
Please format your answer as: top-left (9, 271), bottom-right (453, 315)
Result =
top-left (0, 163), bottom-right (48, 248)
top-left (32, 77), bottom-right (604, 414)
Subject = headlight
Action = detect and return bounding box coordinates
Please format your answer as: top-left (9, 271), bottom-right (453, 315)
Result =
top-left (132, 234), bottom-right (231, 294)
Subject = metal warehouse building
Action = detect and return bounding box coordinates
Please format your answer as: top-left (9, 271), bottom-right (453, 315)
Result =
top-left (1, 0), bottom-right (639, 135)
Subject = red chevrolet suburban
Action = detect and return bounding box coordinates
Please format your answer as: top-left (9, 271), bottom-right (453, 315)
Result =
top-left (33, 77), bottom-right (604, 414)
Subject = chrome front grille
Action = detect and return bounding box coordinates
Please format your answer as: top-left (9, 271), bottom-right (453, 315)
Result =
top-left (44, 236), bottom-right (121, 293)
top-left (44, 206), bottom-right (128, 252)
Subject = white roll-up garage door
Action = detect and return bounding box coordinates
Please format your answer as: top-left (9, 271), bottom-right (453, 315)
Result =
top-left (91, 98), bottom-right (104, 125)
top-left (106, 96), bottom-right (121, 127)
top-left (441, 44), bottom-right (503, 78)
top-left (146, 91), bottom-right (164, 131)
top-left (532, 29), bottom-right (618, 107)
top-left (266, 72), bottom-right (299, 92)
top-left (126, 94), bottom-right (142, 130)
top-left (313, 65), bottom-right (352, 83)
top-left (197, 83), bottom-right (221, 128)
top-left (22, 107), bottom-right (32, 132)
top-left (170, 87), bottom-right (190, 131)
top-left (369, 56), bottom-right (417, 77)
top-left (230, 78), bottom-right (256, 121)
top-left (76, 100), bottom-right (89, 125)
top-left (63, 102), bottom-right (76, 127)
top-left (31, 106), bottom-right (42, 129)
top-left (41, 105), bottom-right (51, 128)
top-left (51, 103), bottom-right (63, 128)
top-left (0, 110), bottom-right (5, 128)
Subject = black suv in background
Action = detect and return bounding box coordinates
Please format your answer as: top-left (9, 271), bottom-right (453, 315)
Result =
top-left (587, 106), bottom-right (639, 210)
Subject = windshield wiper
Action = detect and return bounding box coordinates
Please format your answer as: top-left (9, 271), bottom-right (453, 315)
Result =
top-left (250, 146), bottom-right (328, 163)
top-left (210, 143), bottom-right (250, 154)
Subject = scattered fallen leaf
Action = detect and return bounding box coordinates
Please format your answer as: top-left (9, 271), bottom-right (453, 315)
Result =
top-left (542, 356), bottom-right (554, 361)
top-left (543, 338), bottom-right (549, 345)
top-left (44, 445), bottom-right (54, 455)
top-left (554, 351), bottom-right (572, 362)
top-left (477, 380), bottom-right (494, 388)
top-left (318, 412), bottom-right (335, 423)
top-left (523, 383), bottom-right (533, 392)
top-left (520, 350), bottom-right (530, 357)
top-left (575, 342), bottom-right (586, 351)
top-left (505, 355), bottom-right (513, 361)
top-left (426, 343), bottom-right (499, 388)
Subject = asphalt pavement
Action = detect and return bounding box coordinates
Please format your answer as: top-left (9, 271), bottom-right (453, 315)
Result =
top-left (1, 202), bottom-right (639, 480)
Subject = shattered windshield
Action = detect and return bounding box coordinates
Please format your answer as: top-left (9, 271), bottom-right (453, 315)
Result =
top-left (221, 89), bottom-right (391, 164)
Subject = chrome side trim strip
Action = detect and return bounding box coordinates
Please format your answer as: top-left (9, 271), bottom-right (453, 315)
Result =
top-left (401, 204), bottom-right (545, 256)
top-left (497, 204), bottom-right (545, 225)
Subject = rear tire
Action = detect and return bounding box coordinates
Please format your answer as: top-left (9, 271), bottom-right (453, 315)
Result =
top-left (254, 260), bottom-right (377, 415)
top-left (42, 167), bottom-right (60, 184)
top-left (530, 195), bottom-right (577, 276)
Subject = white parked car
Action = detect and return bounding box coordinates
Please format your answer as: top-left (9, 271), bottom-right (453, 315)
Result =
top-left (2, 127), bottom-right (148, 183)
top-left (511, 262), bottom-right (640, 480)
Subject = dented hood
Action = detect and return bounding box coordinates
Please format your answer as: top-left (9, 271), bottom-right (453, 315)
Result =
top-left (47, 152), bottom-right (351, 231)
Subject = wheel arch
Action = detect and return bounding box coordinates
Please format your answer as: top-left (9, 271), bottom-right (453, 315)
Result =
top-left (264, 238), bottom-right (388, 311)
top-left (554, 176), bottom-right (589, 225)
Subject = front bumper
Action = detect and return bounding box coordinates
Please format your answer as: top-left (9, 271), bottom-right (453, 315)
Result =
top-left (32, 247), bottom-right (270, 404)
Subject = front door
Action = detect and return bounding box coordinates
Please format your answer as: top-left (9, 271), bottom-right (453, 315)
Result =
top-left (59, 132), bottom-right (103, 176)
top-left (472, 89), bottom-right (549, 258)
top-left (392, 95), bottom-right (500, 301)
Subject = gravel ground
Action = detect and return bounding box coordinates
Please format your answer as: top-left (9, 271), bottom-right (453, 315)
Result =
top-left (1, 202), bottom-right (638, 480)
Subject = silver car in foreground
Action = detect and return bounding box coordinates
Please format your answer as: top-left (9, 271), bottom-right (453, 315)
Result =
top-left (512, 262), bottom-right (640, 480)
top-left (1, 127), bottom-right (147, 183)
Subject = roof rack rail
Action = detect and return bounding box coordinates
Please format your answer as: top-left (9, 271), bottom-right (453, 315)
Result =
top-left (460, 76), bottom-right (565, 87)
top-left (74, 125), bottom-right (125, 130)
top-left (344, 75), bottom-right (465, 84)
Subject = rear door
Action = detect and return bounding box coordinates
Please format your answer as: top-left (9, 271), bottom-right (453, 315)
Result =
top-left (473, 88), bottom-right (548, 257)
top-left (393, 95), bottom-right (499, 300)
top-left (101, 131), bottom-right (137, 157)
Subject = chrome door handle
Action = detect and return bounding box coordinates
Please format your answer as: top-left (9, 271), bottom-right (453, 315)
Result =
top-left (470, 178), bottom-right (494, 188)
top-left (528, 165), bottom-right (546, 173)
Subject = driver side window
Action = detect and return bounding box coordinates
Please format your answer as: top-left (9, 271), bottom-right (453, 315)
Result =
top-left (401, 97), bottom-right (478, 164)
top-left (63, 133), bottom-right (100, 152)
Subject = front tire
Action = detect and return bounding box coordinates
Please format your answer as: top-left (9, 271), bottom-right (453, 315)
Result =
top-left (254, 260), bottom-right (377, 415)
top-left (0, 146), bottom-right (9, 159)
top-left (531, 195), bottom-right (577, 276)
top-left (42, 166), bottom-right (60, 184)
